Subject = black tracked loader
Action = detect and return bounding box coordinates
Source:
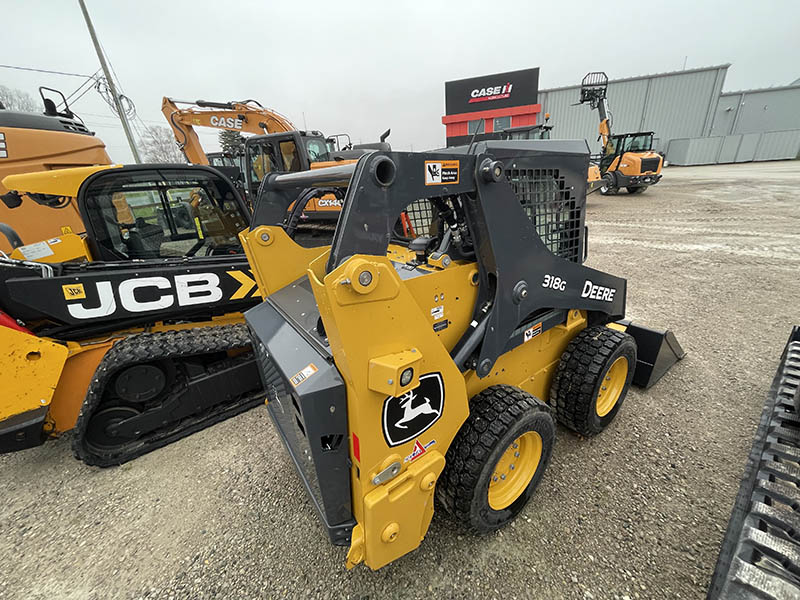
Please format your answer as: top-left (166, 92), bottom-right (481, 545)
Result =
top-left (241, 139), bottom-right (685, 569)
top-left (708, 327), bottom-right (800, 599)
top-left (0, 164), bottom-right (283, 466)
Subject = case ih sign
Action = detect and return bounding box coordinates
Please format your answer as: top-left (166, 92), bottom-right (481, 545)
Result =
top-left (445, 68), bottom-right (539, 115)
top-left (442, 67), bottom-right (541, 147)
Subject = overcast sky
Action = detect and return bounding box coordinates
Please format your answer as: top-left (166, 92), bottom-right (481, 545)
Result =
top-left (3, 0), bottom-right (799, 162)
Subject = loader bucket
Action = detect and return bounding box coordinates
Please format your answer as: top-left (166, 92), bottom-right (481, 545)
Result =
top-left (615, 320), bottom-right (686, 389)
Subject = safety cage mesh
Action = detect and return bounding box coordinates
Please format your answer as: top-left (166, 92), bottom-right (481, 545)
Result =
top-left (506, 168), bottom-right (582, 263)
top-left (395, 170), bottom-right (582, 263)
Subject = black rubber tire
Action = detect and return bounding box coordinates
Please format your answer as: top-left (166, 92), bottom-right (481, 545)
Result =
top-left (626, 186), bottom-right (646, 194)
top-left (436, 385), bottom-right (555, 534)
top-left (549, 326), bottom-right (637, 436)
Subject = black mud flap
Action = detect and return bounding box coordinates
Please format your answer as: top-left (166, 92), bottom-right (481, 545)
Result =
top-left (617, 320), bottom-right (686, 389)
top-left (245, 297), bottom-right (356, 546)
top-left (707, 326), bottom-right (800, 599)
top-left (0, 406), bottom-right (48, 453)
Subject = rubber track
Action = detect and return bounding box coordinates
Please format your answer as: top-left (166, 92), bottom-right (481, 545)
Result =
top-left (549, 326), bottom-right (632, 435)
top-left (707, 331), bottom-right (800, 599)
top-left (72, 324), bottom-right (274, 467)
top-left (436, 385), bottom-right (550, 532)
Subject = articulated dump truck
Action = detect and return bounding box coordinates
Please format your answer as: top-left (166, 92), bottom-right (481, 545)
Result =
top-left (239, 140), bottom-right (685, 570)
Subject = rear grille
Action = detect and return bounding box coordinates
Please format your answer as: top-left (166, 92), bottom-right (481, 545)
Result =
top-left (59, 119), bottom-right (91, 135)
top-left (506, 168), bottom-right (582, 263)
top-left (640, 157), bottom-right (660, 173)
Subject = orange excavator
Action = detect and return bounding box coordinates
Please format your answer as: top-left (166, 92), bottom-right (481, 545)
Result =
top-left (161, 97), bottom-right (295, 166)
top-left (161, 96), bottom-right (391, 224)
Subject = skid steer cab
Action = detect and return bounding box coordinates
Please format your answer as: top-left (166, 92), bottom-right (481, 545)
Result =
top-left (242, 141), bottom-right (684, 570)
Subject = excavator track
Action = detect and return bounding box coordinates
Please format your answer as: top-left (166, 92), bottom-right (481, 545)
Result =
top-left (72, 324), bottom-right (278, 467)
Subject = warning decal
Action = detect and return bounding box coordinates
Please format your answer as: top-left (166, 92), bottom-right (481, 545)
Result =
top-left (0, 132), bottom-right (7, 158)
top-left (404, 439), bottom-right (436, 463)
top-left (290, 363), bottom-right (318, 387)
top-left (425, 160), bottom-right (459, 186)
top-left (524, 322), bottom-right (543, 343)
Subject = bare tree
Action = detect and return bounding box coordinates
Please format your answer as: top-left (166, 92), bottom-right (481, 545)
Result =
top-left (0, 85), bottom-right (38, 112)
top-left (141, 126), bottom-right (186, 163)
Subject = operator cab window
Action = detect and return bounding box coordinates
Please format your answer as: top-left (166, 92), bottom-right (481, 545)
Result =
top-left (304, 138), bottom-right (329, 163)
top-left (620, 133), bottom-right (653, 153)
top-left (279, 140), bottom-right (301, 171)
top-left (82, 169), bottom-right (248, 261)
top-left (248, 142), bottom-right (278, 184)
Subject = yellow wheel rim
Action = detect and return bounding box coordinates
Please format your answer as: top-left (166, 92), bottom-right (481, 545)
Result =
top-left (488, 431), bottom-right (542, 510)
top-left (596, 356), bottom-right (629, 417)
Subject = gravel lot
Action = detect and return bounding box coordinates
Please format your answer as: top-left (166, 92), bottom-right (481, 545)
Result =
top-left (1, 161), bottom-right (798, 599)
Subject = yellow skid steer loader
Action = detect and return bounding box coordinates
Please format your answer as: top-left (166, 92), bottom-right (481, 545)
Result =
top-left (241, 140), bottom-right (684, 569)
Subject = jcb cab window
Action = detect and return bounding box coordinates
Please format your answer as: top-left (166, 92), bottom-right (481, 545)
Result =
top-left (82, 169), bottom-right (248, 261)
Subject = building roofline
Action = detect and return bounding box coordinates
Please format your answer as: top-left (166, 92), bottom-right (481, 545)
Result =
top-left (720, 83), bottom-right (800, 96)
top-left (538, 64), bottom-right (732, 93)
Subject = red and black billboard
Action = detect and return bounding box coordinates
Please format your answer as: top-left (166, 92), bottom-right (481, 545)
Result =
top-left (445, 68), bottom-right (540, 115)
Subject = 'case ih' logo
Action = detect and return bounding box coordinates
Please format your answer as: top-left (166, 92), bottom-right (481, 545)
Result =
top-left (382, 373), bottom-right (444, 447)
top-left (469, 83), bottom-right (513, 104)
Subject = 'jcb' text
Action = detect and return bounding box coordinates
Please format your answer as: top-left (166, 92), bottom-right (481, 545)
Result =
top-left (66, 273), bottom-right (223, 319)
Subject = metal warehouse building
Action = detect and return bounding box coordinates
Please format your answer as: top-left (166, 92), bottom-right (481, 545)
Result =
top-left (537, 65), bottom-right (800, 165)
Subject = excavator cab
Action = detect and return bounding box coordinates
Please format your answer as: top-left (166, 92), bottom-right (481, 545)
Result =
top-left (244, 131), bottom-right (331, 196)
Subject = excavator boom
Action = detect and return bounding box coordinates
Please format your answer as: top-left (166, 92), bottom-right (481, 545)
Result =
top-left (161, 97), bottom-right (297, 165)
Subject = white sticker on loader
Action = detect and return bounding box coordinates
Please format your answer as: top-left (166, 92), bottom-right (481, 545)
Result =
top-left (431, 305), bottom-right (444, 320)
top-left (0, 132), bottom-right (7, 158)
top-left (18, 241), bottom-right (55, 260)
top-left (290, 363), bottom-right (318, 388)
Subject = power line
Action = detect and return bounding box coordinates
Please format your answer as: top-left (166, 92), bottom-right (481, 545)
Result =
top-left (78, 0), bottom-right (141, 162)
top-left (0, 64), bottom-right (94, 78)
top-left (62, 69), bottom-right (101, 104)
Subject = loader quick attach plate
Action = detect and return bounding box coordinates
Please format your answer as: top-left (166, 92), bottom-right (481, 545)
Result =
top-left (245, 278), bottom-right (356, 545)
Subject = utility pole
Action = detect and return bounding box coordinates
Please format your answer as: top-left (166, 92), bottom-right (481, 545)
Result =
top-left (77, 0), bottom-right (141, 163)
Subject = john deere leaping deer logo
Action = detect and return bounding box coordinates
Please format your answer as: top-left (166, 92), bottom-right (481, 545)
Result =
top-left (382, 372), bottom-right (444, 447)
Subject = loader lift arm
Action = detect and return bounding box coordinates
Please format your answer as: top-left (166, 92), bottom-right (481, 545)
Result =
top-left (579, 72), bottom-right (611, 149)
top-left (161, 97), bottom-right (296, 165)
